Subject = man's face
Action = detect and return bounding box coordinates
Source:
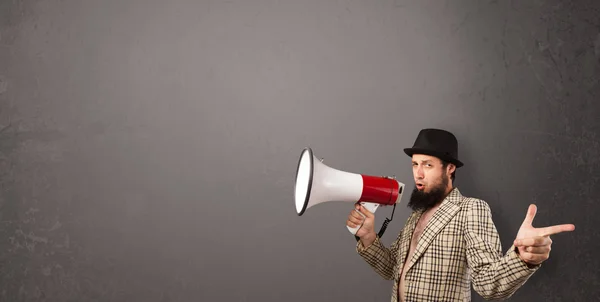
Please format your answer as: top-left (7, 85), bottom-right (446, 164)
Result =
top-left (407, 154), bottom-right (453, 212)
top-left (411, 154), bottom-right (448, 192)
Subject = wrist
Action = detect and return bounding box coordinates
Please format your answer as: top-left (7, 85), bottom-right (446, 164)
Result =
top-left (360, 232), bottom-right (377, 247)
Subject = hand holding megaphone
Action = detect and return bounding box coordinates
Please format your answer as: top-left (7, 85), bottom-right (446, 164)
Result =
top-left (347, 203), bottom-right (376, 238)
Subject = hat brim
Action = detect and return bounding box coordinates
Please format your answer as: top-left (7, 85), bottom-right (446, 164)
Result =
top-left (403, 148), bottom-right (464, 168)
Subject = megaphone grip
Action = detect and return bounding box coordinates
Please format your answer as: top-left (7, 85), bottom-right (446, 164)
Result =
top-left (346, 202), bottom-right (380, 235)
top-left (351, 202), bottom-right (397, 241)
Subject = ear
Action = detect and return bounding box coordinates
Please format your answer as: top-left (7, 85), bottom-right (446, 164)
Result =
top-left (447, 163), bottom-right (456, 175)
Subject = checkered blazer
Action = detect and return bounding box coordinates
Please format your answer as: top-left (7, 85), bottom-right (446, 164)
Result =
top-left (356, 188), bottom-right (540, 302)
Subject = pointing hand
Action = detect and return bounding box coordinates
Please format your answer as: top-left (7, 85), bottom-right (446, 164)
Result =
top-left (513, 204), bottom-right (575, 266)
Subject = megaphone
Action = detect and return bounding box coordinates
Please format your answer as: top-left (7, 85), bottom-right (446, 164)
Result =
top-left (294, 147), bottom-right (405, 236)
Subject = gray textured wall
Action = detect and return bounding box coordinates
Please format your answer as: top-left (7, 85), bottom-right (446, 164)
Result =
top-left (1, 0), bottom-right (598, 301)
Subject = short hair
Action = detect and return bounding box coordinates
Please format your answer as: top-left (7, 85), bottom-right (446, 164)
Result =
top-left (440, 159), bottom-right (456, 181)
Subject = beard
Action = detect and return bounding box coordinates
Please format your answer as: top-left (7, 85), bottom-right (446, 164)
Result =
top-left (407, 174), bottom-right (450, 212)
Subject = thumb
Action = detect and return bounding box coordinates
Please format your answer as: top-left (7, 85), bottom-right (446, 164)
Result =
top-left (521, 204), bottom-right (537, 228)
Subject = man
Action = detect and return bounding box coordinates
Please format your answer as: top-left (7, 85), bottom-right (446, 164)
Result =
top-left (346, 128), bottom-right (575, 302)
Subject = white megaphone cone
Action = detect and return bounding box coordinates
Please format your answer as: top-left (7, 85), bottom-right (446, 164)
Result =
top-left (294, 147), bottom-right (405, 236)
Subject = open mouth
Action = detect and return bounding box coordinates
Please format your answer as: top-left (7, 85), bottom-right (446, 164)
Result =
top-left (416, 183), bottom-right (425, 190)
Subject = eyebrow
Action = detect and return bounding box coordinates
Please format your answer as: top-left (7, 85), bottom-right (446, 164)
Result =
top-left (412, 160), bottom-right (433, 164)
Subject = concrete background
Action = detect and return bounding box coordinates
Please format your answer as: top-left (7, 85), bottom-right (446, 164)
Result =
top-left (1, 0), bottom-right (598, 301)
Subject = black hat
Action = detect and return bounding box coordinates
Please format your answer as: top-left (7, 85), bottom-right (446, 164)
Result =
top-left (403, 128), bottom-right (464, 168)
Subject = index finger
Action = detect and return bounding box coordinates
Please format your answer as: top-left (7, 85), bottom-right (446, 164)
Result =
top-left (515, 236), bottom-right (549, 247)
top-left (538, 224), bottom-right (575, 236)
top-left (358, 205), bottom-right (374, 218)
top-left (351, 209), bottom-right (365, 220)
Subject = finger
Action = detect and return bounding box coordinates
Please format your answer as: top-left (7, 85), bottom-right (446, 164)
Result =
top-left (519, 251), bottom-right (548, 264)
top-left (520, 204), bottom-right (537, 228)
top-left (348, 215), bottom-right (363, 225)
top-left (350, 209), bottom-right (362, 218)
top-left (350, 210), bottom-right (365, 220)
top-left (346, 221), bottom-right (359, 228)
top-left (514, 236), bottom-right (550, 247)
top-left (347, 215), bottom-right (365, 227)
top-left (358, 205), bottom-right (374, 218)
top-left (523, 245), bottom-right (551, 254)
top-left (537, 224), bottom-right (575, 236)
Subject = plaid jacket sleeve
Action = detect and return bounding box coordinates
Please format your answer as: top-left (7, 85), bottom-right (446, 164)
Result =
top-left (354, 230), bottom-right (404, 280)
top-left (465, 198), bottom-right (541, 300)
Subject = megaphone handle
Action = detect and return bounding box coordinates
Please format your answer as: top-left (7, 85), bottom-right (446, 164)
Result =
top-left (346, 202), bottom-right (380, 235)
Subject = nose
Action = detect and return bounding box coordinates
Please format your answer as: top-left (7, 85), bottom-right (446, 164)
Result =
top-left (415, 166), bottom-right (424, 179)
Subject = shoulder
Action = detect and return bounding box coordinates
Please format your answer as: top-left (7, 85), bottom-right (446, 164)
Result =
top-left (454, 191), bottom-right (493, 218)
top-left (457, 198), bottom-right (497, 227)
top-left (462, 197), bottom-right (491, 210)
top-left (451, 188), bottom-right (492, 211)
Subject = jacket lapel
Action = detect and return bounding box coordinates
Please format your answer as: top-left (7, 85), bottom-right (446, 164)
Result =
top-left (393, 210), bottom-right (422, 280)
top-left (405, 188), bottom-right (463, 272)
